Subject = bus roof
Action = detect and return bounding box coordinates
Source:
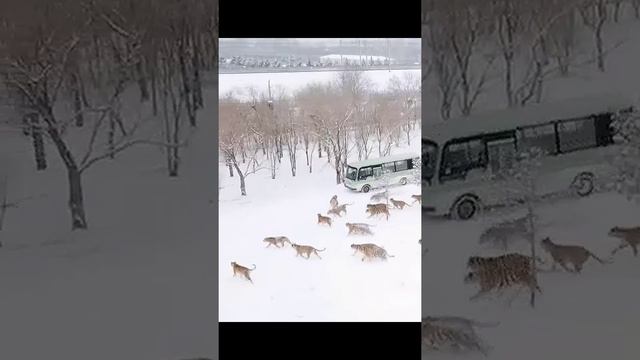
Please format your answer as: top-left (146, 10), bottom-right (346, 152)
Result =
top-left (347, 153), bottom-right (418, 168)
top-left (423, 93), bottom-right (634, 145)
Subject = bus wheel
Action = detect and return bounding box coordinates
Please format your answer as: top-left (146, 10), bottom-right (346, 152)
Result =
top-left (452, 196), bottom-right (479, 220)
top-left (572, 172), bottom-right (595, 197)
top-left (361, 184), bottom-right (371, 193)
top-left (399, 177), bottom-right (408, 185)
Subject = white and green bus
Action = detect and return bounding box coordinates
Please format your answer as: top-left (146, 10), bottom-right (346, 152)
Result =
top-left (423, 93), bottom-right (634, 220)
top-left (344, 153), bottom-right (420, 193)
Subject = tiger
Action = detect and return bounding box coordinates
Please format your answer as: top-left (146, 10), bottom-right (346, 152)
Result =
top-left (608, 226), bottom-right (640, 257)
top-left (345, 222), bottom-right (374, 236)
top-left (389, 198), bottom-right (411, 210)
top-left (365, 203), bottom-right (390, 220)
top-left (317, 213), bottom-right (332, 226)
top-left (464, 266), bottom-right (541, 301)
top-left (263, 236), bottom-right (291, 248)
top-left (291, 243), bottom-right (325, 259)
top-left (231, 261), bottom-right (256, 284)
top-left (411, 194), bottom-right (421, 204)
top-left (370, 190), bottom-right (389, 202)
top-left (540, 237), bottom-right (610, 273)
top-left (422, 319), bottom-right (490, 356)
top-left (479, 216), bottom-right (529, 250)
top-left (466, 253), bottom-right (544, 274)
top-left (329, 195), bottom-right (338, 209)
top-left (350, 243), bottom-right (395, 261)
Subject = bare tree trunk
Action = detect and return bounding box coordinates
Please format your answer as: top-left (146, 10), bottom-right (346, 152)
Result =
top-left (43, 111), bottom-right (88, 230)
top-left (71, 71), bottom-right (84, 127)
top-left (29, 114), bottom-right (47, 171)
top-left (136, 58), bottom-right (150, 102)
top-left (68, 167), bottom-right (88, 230)
top-left (595, 22), bottom-right (605, 72)
top-left (151, 59), bottom-right (158, 116)
top-left (231, 161), bottom-right (247, 196)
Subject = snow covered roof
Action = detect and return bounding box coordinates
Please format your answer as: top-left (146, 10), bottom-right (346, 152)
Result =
top-left (424, 93), bottom-right (634, 145)
top-left (347, 153), bottom-right (419, 168)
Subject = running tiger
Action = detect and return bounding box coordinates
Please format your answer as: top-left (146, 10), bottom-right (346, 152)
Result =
top-left (291, 243), bottom-right (326, 259)
top-left (328, 203), bottom-right (352, 217)
top-left (329, 195), bottom-right (338, 209)
top-left (540, 237), bottom-right (610, 273)
top-left (345, 222), bottom-right (374, 236)
top-left (422, 319), bottom-right (490, 356)
top-left (350, 243), bottom-right (395, 261)
top-left (231, 261), bottom-right (256, 284)
top-left (389, 198), bottom-right (411, 210)
top-left (411, 194), bottom-right (421, 204)
top-left (263, 236), bottom-right (291, 248)
top-left (466, 253), bottom-right (543, 273)
top-left (465, 253), bottom-right (542, 301)
top-left (317, 213), bottom-right (332, 226)
top-left (370, 190), bottom-right (389, 202)
top-left (464, 267), bottom-right (541, 301)
top-left (365, 203), bottom-right (390, 220)
top-left (608, 226), bottom-right (640, 257)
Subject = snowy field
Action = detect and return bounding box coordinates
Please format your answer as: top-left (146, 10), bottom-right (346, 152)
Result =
top-left (0, 88), bottom-right (217, 359)
top-left (423, 194), bottom-right (640, 359)
top-left (423, 11), bottom-right (640, 360)
top-left (218, 139), bottom-right (422, 322)
top-left (219, 69), bottom-right (420, 100)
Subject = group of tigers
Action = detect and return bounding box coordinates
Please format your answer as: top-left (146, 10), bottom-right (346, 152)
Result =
top-left (463, 223), bottom-right (640, 302)
top-left (423, 218), bottom-right (640, 355)
top-left (232, 190), bottom-right (421, 284)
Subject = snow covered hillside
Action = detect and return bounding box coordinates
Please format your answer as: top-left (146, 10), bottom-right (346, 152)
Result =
top-left (0, 88), bottom-right (217, 360)
top-left (219, 134), bottom-right (422, 322)
top-left (423, 5), bottom-right (640, 359)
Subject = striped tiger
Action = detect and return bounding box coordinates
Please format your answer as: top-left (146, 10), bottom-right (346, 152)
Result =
top-left (422, 320), bottom-right (489, 356)
top-left (467, 253), bottom-right (544, 274)
top-left (350, 243), bottom-right (395, 261)
top-left (464, 266), bottom-right (542, 301)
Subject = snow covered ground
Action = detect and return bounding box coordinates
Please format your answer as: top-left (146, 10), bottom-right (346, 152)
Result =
top-left (423, 12), bottom-right (640, 360)
top-left (219, 69), bottom-right (420, 100)
top-left (0, 88), bottom-right (217, 359)
top-left (423, 194), bottom-right (640, 359)
top-left (219, 139), bottom-right (422, 322)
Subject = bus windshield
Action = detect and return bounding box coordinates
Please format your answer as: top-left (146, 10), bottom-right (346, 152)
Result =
top-left (423, 139), bottom-right (438, 184)
top-left (346, 166), bottom-right (358, 181)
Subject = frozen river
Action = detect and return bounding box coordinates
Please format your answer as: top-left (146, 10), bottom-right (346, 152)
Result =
top-left (219, 69), bottom-right (421, 99)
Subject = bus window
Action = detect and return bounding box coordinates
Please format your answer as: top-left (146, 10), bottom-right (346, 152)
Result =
top-left (358, 166), bottom-right (373, 180)
top-left (517, 123), bottom-right (557, 155)
top-left (440, 138), bottom-right (486, 182)
top-left (558, 117), bottom-right (597, 152)
top-left (372, 165), bottom-right (383, 178)
top-left (382, 162), bottom-right (395, 174)
top-left (395, 160), bottom-right (409, 171)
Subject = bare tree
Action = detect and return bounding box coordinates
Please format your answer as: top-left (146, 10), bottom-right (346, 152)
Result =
top-left (0, 0), bottom-right (203, 230)
top-left (631, 0), bottom-right (640, 19)
top-left (220, 99), bottom-right (263, 196)
top-left (447, 2), bottom-right (496, 116)
top-left (580, 0), bottom-right (609, 72)
top-left (389, 72), bottom-right (420, 145)
top-left (301, 83), bottom-right (353, 184)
